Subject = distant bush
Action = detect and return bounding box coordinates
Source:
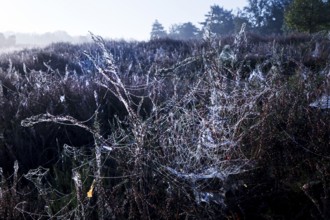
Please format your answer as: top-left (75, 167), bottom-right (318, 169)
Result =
top-left (0, 33), bottom-right (16, 48)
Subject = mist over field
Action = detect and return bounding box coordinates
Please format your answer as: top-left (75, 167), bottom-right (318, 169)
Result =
top-left (0, 0), bottom-right (330, 219)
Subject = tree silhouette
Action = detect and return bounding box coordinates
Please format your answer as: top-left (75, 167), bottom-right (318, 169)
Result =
top-left (244, 0), bottom-right (293, 34)
top-left (150, 20), bottom-right (167, 40)
top-left (201, 5), bottom-right (235, 36)
top-left (169, 22), bottom-right (200, 40)
top-left (285, 0), bottom-right (330, 33)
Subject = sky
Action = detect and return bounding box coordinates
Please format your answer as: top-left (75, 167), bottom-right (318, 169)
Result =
top-left (0, 0), bottom-right (248, 41)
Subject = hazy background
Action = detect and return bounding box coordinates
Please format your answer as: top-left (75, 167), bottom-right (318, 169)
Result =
top-left (0, 0), bottom-right (247, 41)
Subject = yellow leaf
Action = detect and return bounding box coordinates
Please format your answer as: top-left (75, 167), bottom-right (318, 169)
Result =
top-left (87, 180), bottom-right (95, 198)
top-left (87, 188), bottom-right (93, 198)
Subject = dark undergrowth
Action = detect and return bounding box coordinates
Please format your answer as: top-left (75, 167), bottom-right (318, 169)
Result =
top-left (0, 31), bottom-right (329, 219)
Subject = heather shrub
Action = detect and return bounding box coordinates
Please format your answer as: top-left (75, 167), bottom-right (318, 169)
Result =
top-left (0, 31), bottom-right (329, 219)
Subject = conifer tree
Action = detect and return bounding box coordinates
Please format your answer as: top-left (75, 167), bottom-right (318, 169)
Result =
top-left (201, 5), bottom-right (235, 36)
top-left (150, 20), bottom-right (167, 40)
top-left (168, 22), bottom-right (200, 40)
top-left (243, 0), bottom-right (293, 34)
top-left (285, 0), bottom-right (330, 33)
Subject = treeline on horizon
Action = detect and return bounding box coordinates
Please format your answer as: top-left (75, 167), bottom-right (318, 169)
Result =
top-left (0, 31), bottom-right (91, 48)
top-left (1, 0), bottom-right (330, 48)
top-left (150, 0), bottom-right (330, 40)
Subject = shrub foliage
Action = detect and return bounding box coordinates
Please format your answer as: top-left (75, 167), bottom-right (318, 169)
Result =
top-left (0, 31), bottom-right (329, 219)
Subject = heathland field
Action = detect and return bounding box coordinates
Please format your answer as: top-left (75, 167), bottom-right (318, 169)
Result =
top-left (0, 32), bottom-right (329, 219)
